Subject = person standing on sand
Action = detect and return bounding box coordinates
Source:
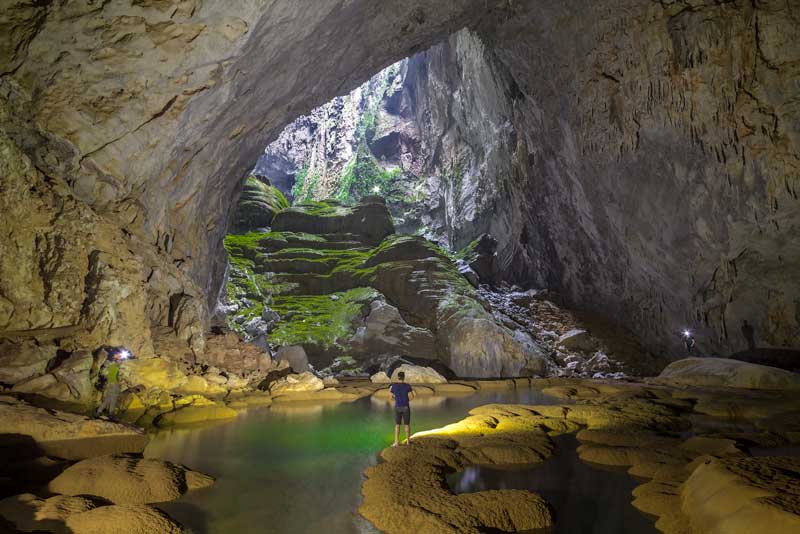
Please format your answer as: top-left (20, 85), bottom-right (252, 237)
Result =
top-left (390, 371), bottom-right (414, 447)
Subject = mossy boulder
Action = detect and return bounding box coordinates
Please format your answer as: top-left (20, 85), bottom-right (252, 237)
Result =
top-left (232, 175), bottom-right (289, 232)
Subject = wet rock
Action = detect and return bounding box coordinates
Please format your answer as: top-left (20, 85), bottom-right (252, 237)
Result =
top-left (64, 504), bottom-right (184, 534)
top-left (0, 397), bottom-right (148, 460)
top-left (656, 358), bottom-right (800, 390)
top-left (682, 456), bottom-right (800, 534)
top-left (269, 372), bottom-right (324, 396)
top-left (48, 454), bottom-right (214, 504)
top-left (360, 404), bottom-right (555, 533)
top-left (255, 361), bottom-right (293, 391)
top-left (153, 396), bottom-right (238, 427)
top-left (276, 345), bottom-right (309, 373)
top-left (177, 375), bottom-right (227, 396)
top-left (389, 364), bottom-right (446, 384)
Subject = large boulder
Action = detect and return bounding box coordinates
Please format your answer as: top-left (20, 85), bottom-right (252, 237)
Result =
top-left (439, 299), bottom-right (551, 378)
top-left (48, 454), bottom-right (214, 504)
top-left (276, 345), bottom-right (309, 373)
top-left (232, 175), bottom-right (289, 232)
top-left (120, 358), bottom-right (188, 390)
top-left (656, 358), bottom-right (800, 390)
top-left (12, 351), bottom-right (95, 404)
top-left (557, 329), bottom-right (599, 353)
top-left (351, 299), bottom-right (437, 358)
top-left (0, 340), bottom-right (54, 385)
top-left (201, 332), bottom-right (272, 375)
top-left (269, 372), bottom-right (324, 395)
top-left (457, 233), bottom-right (498, 284)
top-left (390, 364), bottom-right (447, 384)
top-left (0, 397), bottom-right (148, 460)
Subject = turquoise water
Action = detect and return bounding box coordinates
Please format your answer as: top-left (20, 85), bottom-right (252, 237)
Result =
top-left (144, 389), bottom-right (653, 533)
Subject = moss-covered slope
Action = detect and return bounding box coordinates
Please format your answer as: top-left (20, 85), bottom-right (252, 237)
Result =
top-left (224, 197), bottom-right (544, 377)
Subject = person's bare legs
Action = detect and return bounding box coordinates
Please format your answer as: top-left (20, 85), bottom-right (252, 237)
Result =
top-left (404, 424), bottom-right (410, 445)
top-left (393, 424), bottom-right (400, 447)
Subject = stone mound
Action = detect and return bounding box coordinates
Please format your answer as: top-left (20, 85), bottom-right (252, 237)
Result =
top-left (48, 454), bottom-right (214, 504)
top-left (64, 504), bottom-right (184, 534)
top-left (656, 357), bottom-right (800, 390)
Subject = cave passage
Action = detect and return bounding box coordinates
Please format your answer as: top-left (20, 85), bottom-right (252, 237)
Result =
top-left (1, 2), bottom-right (799, 534)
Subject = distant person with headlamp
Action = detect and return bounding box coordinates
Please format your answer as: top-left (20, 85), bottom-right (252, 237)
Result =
top-left (95, 347), bottom-right (132, 419)
top-left (682, 330), bottom-right (696, 355)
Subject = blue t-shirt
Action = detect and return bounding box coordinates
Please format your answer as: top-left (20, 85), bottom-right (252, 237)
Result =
top-left (390, 383), bottom-right (413, 407)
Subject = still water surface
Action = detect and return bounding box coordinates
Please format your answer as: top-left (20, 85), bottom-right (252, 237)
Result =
top-left (144, 388), bottom-right (656, 534)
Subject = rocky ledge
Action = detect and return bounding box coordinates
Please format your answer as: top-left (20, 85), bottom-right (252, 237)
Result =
top-left (360, 366), bottom-right (800, 534)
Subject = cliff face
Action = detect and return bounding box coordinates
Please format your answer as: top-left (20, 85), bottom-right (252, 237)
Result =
top-left (477, 1), bottom-right (800, 356)
top-left (0, 0), bottom-right (797, 377)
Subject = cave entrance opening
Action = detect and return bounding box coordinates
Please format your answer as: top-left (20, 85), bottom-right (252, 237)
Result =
top-left (245, 54), bottom-right (430, 237)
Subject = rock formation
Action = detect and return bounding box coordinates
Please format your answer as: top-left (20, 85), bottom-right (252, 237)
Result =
top-left (223, 196), bottom-right (550, 377)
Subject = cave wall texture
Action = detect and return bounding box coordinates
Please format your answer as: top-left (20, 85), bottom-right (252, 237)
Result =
top-left (0, 0), bottom-right (797, 365)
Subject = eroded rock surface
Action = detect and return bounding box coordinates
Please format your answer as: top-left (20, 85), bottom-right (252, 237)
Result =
top-left (362, 378), bottom-right (800, 534)
top-left (360, 405), bottom-right (555, 534)
top-left (656, 357), bottom-right (800, 390)
top-left (0, 396), bottom-right (148, 460)
top-left (48, 454), bottom-right (214, 504)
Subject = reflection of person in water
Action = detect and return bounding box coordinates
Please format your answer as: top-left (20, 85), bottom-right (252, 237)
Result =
top-left (741, 320), bottom-right (756, 351)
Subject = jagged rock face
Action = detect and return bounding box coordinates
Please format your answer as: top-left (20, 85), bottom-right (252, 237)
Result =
top-left (399, 3), bottom-right (800, 357)
top-left (0, 0), bottom-right (797, 371)
top-left (467, 2), bottom-right (800, 357)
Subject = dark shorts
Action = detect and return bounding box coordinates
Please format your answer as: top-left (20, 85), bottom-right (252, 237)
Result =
top-left (394, 406), bottom-right (410, 425)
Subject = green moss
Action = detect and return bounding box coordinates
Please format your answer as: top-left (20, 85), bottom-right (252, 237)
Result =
top-left (269, 287), bottom-right (378, 348)
top-left (335, 141), bottom-right (403, 203)
top-left (288, 199), bottom-right (353, 217)
top-left (455, 236), bottom-right (483, 262)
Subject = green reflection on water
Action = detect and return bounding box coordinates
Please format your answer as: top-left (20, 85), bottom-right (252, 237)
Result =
top-left (145, 389), bottom-right (558, 534)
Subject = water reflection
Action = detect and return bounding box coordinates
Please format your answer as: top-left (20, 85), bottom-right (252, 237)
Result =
top-left (145, 388), bottom-right (566, 534)
top-left (448, 434), bottom-right (658, 534)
